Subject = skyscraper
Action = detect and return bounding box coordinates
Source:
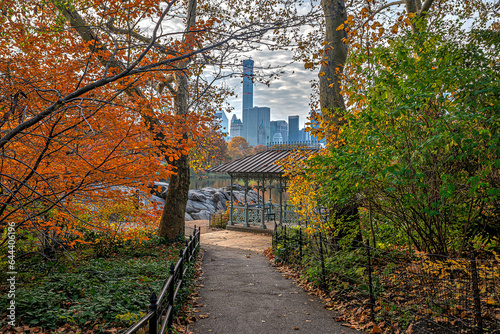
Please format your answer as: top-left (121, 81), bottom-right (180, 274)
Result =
top-left (288, 115), bottom-right (299, 142)
top-left (272, 132), bottom-right (284, 143)
top-left (242, 59), bottom-right (254, 111)
top-left (258, 121), bottom-right (267, 146)
top-left (299, 128), bottom-right (309, 142)
top-left (243, 106), bottom-right (270, 146)
top-left (214, 111), bottom-right (229, 135)
top-left (276, 120), bottom-right (288, 143)
top-left (230, 114), bottom-right (243, 138)
top-left (270, 120), bottom-right (288, 144)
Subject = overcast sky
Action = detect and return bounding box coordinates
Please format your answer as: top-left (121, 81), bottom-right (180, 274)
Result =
top-left (222, 49), bottom-right (318, 129)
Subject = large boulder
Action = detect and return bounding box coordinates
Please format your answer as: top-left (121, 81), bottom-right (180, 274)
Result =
top-left (212, 191), bottom-right (226, 204)
top-left (191, 210), bottom-right (211, 221)
top-left (147, 184), bottom-right (261, 221)
top-left (188, 190), bottom-right (207, 202)
top-left (216, 201), bottom-right (226, 212)
top-left (186, 199), bottom-right (210, 213)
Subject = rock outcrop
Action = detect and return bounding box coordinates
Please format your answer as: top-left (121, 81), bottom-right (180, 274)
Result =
top-left (150, 183), bottom-right (260, 221)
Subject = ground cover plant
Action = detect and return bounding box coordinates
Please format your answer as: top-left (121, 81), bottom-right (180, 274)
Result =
top-left (0, 230), bottom-right (196, 333)
top-left (272, 225), bottom-right (500, 333)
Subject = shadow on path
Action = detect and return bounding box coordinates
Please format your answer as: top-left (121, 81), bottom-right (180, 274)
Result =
top-left (190, 242), bottom-right (357, 334)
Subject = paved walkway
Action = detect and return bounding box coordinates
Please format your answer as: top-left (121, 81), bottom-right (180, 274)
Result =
top-left (189, 230), bottom-right (356, 334)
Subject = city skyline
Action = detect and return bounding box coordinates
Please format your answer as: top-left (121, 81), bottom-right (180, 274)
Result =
top-left (224, 51), bottom-right (317, 129)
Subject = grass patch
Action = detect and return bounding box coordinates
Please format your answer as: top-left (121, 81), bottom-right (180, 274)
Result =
top-left (0, 237), bottom-right (192, 333)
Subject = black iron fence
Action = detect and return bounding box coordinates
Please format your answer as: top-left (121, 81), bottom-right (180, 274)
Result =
top-left (124, 227), bottom-right (201, 334)
top-left (272, 224), bottom-right (500, 334)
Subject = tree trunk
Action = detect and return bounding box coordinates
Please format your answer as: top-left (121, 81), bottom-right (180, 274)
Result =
top-left (158, 154), bottom-right (190, 239)
top-left (320, 0), bottom-right (361, 236)
top-left (320, 0), bottom-right (348, 145)
top-left (158, 73), bottom-right (191, 240)
top-left (158, 0), bottom-right (197, 240)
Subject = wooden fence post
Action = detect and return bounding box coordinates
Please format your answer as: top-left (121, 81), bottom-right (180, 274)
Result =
top-left (299, 226), bottom-right (303, 267)
top-left (366, 241), bottom-right (375, 322)
top-left (178, 248), bottom-right (184, 284)
top-left (283, 225), bottom-right (287, 264)
top-left (148, 291), bottom-right (157, 334)
top-left (318, 230), bottom-right (327, 291)
top-left (470, 252), bottom-right (483, 334)
top-left (167, 263), bottom-right (175, 328)
top-left (189, 235), bottom-right (193, 259)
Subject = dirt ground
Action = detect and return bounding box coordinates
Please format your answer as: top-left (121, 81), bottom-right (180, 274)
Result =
top-left (185, 220), bottom-right (272, 253)
top-left (184, 219), bottom-right (212, 235)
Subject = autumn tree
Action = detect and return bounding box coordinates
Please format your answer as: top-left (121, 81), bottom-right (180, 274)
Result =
top-left (0, 0), bottom-right (209, 245)
top-left (227, 136), bottom-right (252, 160)
top-left (1, 0), bottom-right (320, 245)
top-left (251, 144), bottom-right (267, 155)
top-left (190, 127), bottom-right (230, 171)
top-left (294, 0), bottom-right (500, 253)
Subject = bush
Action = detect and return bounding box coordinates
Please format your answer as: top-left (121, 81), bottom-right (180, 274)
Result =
top-left (0, 238), bottom-right (182, 332)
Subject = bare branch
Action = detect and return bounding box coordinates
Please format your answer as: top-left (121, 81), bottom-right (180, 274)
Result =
top-left (419, 0), bottom-right (435, 15)
top-left (370, 1), bottom-right (405, 18)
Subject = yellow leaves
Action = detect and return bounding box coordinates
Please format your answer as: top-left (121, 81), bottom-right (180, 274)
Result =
top-left (304, 62), bottom-right (314, 70)
top-left (319, 71), bottom-right (326, 77)
top-left (360, 7), bottom-right (370, 18)
top-left (486, 299), bottom-right (498, 305)
top-left (391, 24), bottom-right (399, 34)
top-left (378, 28), bottom-right (385, 37)
top-left (336, 24), bottom-right (345, 31)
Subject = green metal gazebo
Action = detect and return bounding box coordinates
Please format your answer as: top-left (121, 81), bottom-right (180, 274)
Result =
top-left (206, 147), bottom-right (318, 228)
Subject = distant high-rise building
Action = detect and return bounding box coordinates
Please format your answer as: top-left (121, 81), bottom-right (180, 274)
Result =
top-left (288, 115), bottom-right (299, 142)
top-left (272, 132), bottom-right (284, 143)
top-left (230, 114), bottom-right (243, 138)
top-left (270, 121), bottom-right (278, 141)
top-left (214, 111), bottom-right (229, 135)
top-left (258, 121), bottom-right (267, 146)
top-left (270, 120), bottom-right (288, 144)
top-left (243, 106), bottom-right (270, 146)
top-left (299, 128), bottom-right (309, 142)
top-left (242, 59), bottom-right (254, 112)
top-left (276, 120), bottom-right (288, 143)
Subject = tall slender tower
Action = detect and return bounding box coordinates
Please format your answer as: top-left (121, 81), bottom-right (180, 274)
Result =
top-left (288, 115), bottom-right (299, 143)
top-left (242, 59), bottom-right (254, 111)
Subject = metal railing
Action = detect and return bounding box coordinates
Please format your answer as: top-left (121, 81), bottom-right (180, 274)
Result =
top-left (267, 140), bottom-right (323, 150)
top-left (232, 204), bottom-right (300, 227)
top-left (123, 227), bottom-right (201, 334)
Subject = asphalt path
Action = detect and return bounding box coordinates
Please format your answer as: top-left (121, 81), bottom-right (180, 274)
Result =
top-left (189, 244), bottom-right (357, 334)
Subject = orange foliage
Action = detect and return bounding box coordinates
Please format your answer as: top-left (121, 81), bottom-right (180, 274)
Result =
top-left (0, 0), bottom-right (213, 246)
top-left (227, 136), bottom-right (252, 160)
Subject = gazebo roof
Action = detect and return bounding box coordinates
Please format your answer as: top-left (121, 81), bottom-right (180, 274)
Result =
top-left (206, 148), bottom-right (319, 178)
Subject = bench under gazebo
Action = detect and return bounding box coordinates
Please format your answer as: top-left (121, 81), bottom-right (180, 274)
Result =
top-left (206, 146), bottom-right (319, 229)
